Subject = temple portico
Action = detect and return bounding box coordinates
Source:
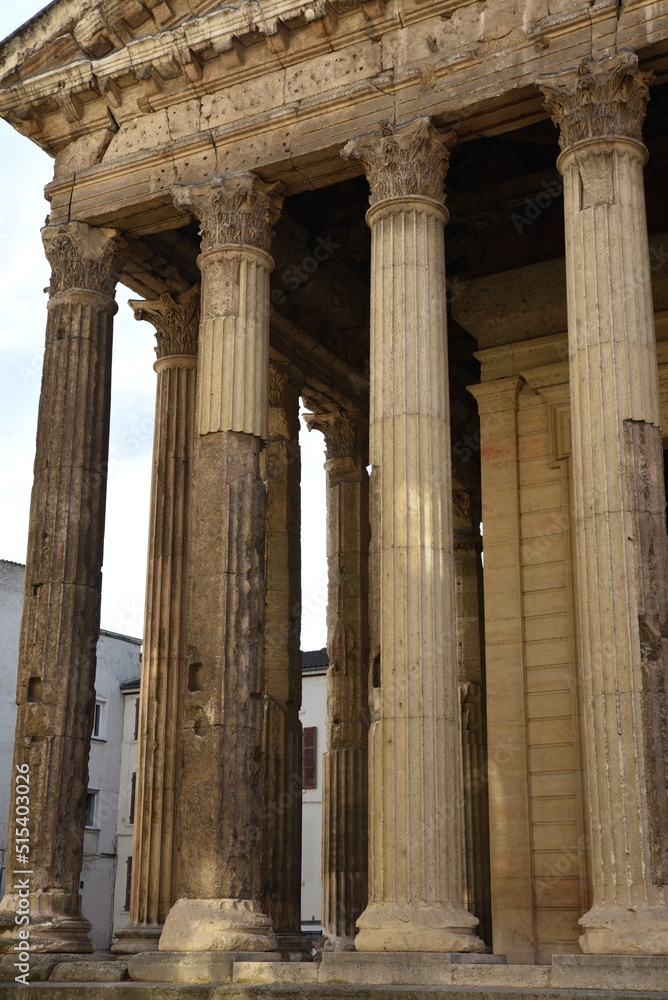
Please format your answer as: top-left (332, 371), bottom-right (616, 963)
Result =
top-left (1, 0), bottom-right (668, 991)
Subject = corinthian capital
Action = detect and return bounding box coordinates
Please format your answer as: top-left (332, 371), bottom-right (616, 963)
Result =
top-left (129, 285), bottom-right (200, 359)
top-left (304, 409), bottom-right (367, 464)
top-left (268, 360), bottom-right (305, 408)
top-left (42, 221), bottom-right (128, 298)
top-left (342, 117), bottom-right (457, 205)
top-left (537, 50), bottom-right (651, 151)
top-left (171, 173), bottom-right (283, 254)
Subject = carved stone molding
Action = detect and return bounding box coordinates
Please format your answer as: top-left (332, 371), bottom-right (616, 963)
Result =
top-left (342, 117), bottom-right (457, 205)
top-left (42, 221), bottom-right (127, 298)
top-left (129, 284), bottom-right (200, 359)
top-left (537, 50), bottom-right (651, 151)
top-left (268, 360), bottom-right (305, 408)
top-left (304, 409), bottom-right (366, 462)
top-left (171, 173), bottom-right (283, 254)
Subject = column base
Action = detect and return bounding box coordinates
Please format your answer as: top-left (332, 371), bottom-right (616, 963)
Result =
top-left (111, 923), bottom-right (162, 954)
top-left (159, 898), bottom-right (278, 952)
top-left (355, 902), bottom-right (485, 953)
top-left (275, 929), bottom-right (314, 957)
top-left (0, 892), bottom-right (94, 954)
top-left (579, 904), bottom-right (668, 955)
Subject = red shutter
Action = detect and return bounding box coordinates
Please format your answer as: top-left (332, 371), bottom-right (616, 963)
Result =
top-left (303, 727), bottom-right (317, 789)
top-left (125, 856), bottom-right (133, 912)
top-left (129, 772), bottom-right (136, 824)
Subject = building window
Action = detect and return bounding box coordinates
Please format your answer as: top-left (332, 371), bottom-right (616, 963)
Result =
top-left (133, 698), bottom-right (140, 741)
top-left (129, 771), bottom-right (136, 825)
top-left (124, 856), bottom-right (133, 912)
top-left (303, 727), bottom-right (317, 789)
top-left (92, 699), bottom-right (106, 740)
top-left (85, 790), bottom-right (98, 829)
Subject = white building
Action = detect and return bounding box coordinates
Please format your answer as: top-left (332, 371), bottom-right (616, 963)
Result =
top-left (0, 559), bottom-right (141, 951)
top-left (112, 680), bottom-right (140, 939)
top-left (300, 649), bottom-right (327, 939)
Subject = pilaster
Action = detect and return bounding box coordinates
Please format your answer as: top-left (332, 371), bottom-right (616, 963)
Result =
top-left (0, 221), bottom-right (127, 954)
top-left (158, 173), bottom-right (283, 954)
top-left (342, 118), bottom-right (484, 953)
top-left (538, 50), bottom-right (668, 955)
top-left (112, 286), bottom-right (199, 954)
top-left (304, 408), bottom-right (370, 951)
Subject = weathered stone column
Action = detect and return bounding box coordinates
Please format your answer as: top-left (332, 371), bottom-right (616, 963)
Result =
top-left (112, 286), bottom-right (199, 955)
top-left (453, 488), bottom-right (492, 948)
top-left (159, 174), bottom-right (283, 953)
top-left (0, 222), bottom-right (126, 954)
top-left (539, 51), bottom-right (668, 954)
top-left (261, 360), bottom-right (307, 954)
top-left (304, 409), bottom-right (370, 951)
top-left (342, 119), bottom-right (484, 953)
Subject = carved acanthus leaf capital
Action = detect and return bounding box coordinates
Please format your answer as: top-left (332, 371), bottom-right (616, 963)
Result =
top-left (537, 50), bottom-right (651, 151)
top-left (129, 285), bottom-right (200, 359)
top-left (304, 409), bottom-right (366, 463)
top-left (268, 360), bottom-right (305, 408)
top-left (42, 221), bottom-right (128, 298)
top-left (172, 173), bottom-right (283, 254)
top-left (342, 117), bottom-right (457, 205)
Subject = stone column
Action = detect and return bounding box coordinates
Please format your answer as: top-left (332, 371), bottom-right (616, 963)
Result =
top-left (342, 118), bottom-right (484, 953)
top-left (0, 222), bottom-right (126, 954)
top-left (453, 488), bottom-right (492, 948)
top-left (539, 51), bottom-right (668, 954)
top-left (159, 173), bottom-right (283, 953)
top-left (112, 286), bottom-right (199, 955)
top-left (304, 409), bottom-right (370, 951)
top-left (261, 360), bottom-right (307, 954)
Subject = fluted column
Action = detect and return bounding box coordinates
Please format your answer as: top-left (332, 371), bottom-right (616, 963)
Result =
top-left (0, 222), bottom-right (126, 954)
top-left (342, 118), bottom-right (484, 953)
top-left (159, 174), bottom-right (283, 953)
top-left (112, 286), bottom-right (199, 955)
top-left (539, 51), bottom-right (668, 954)
top-left (261, 360), bottom-right (307, 953)
top-left (453, 489), bottom-right (492, 949)
top-left (304, 409), bottom-right (370, 951)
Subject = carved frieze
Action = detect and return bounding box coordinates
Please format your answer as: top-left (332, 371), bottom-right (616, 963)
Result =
top-left (129, 285), bottom-right (200, 358)
top-left (171, 173), bottom-right (283, 254)
top-left (342, 117), bottom-right (457, 205)
top-left (42, 221), bottom-right (127, 298)
top-left (538, 50), bottom-right (651, 151)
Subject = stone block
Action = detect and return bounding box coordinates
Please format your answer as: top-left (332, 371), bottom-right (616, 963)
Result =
top-left (49, 960), bottom-right (129, 981)
top-left (234, 961), bottom-right (318, 983)
top-left (128, 951), bottom-right (234, 983)
top-left (0, 951), bottom-right (110, 983)
top-left (318, 951), bottom-right (505, 986)
top-left (452, 963), bottom-right (551, 987)
top-left (551, 953), bottom-right (668, 991)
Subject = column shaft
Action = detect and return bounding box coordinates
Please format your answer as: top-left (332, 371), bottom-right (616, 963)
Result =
top-left (343, 118), bottom-right (484, 953)
top-left (261, 361), bottom-right (306, 952)
top-left (113, 287), bottom-right (199, 954)
top-left (540, 51), bottom-right (668, 954)
top-left (0, 222), bottom-right (126, 954)
top-left (160, 174), bottom-right (283, 953)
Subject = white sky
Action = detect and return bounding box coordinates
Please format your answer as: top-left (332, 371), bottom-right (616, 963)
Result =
top-left (0, 1), bottom-right (328, 650)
